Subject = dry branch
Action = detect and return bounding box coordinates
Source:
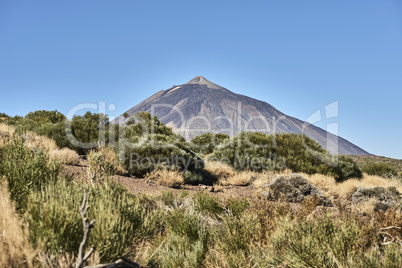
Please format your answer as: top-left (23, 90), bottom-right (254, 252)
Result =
top-left (76, 190), bottom-right (96, 268)
top-left (84, 258), bottom-right (141, 268)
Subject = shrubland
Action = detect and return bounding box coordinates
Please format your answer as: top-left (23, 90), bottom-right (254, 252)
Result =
top-left (189, 132), bottom-right (230, 155)
top-left (119, 112), bottom-right (205, 184)
top-left (1, 110), bottom-right (401, 267)
top-left (209, 132), bottom-right (362, 182)
top-left (362, 162), bottom-right (398, 178)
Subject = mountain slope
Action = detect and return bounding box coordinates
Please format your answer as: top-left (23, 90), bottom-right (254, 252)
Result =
top-left (113, 76), bottom-right (369, 155)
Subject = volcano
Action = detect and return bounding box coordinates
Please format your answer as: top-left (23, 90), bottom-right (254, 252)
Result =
top-left (112, 76), bottom-right (369, 155)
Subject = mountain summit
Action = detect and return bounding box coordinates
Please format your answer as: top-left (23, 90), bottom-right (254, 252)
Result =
top-left (184, 76), bottom-right (223, 89)
top-left (113, 76), bottom-right (369, 155)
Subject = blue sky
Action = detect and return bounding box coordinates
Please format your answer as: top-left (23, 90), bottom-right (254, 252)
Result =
top-left (0, 0), bottom-right (401, 158)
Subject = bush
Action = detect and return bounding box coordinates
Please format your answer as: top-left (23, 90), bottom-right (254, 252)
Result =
top-left (0, 135), bottom-right (61, 211)
top-left (189, 133), bottom-right (230, 155)
top-left (183, 170), bottom-right (204, 185)
top-left (49, 148), bottom-right (81, 165)
top-left (119, 112), bottom-right (204, 179)
top-left (26, 179), bottom-right (145, 263)
top-left (226, 198), bottom-right (250, 217)
top-left (270, 215), bottom-right (377, 267)
top-left (152, 204), bottom-right (208, 267)
top-left (124, 111), bottom-right (175, 138)
top-left (194, 191), bottom-right (223, 216)
top-left (145, 169), bottom-right (184, 188)
top-left (209, 132), bottom-right (362, 182)
top-left (122, 134), bottom-right (204, 178)
top-left (362, 162), bottom-right (398, 178)
top-left (86, 147), bottom-right (119, 180)
top-left (10, 110), bottom-right (71, 150)
top-left (69, 112), bottom-right (110, 154)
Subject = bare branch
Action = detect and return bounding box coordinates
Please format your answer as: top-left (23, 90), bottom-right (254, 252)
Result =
top-left (83, 258), bottom-right (141, 268)
top-left (76, 190), bottom-right (96, 268)
top-left (379, 226), bottom-right (401, 231)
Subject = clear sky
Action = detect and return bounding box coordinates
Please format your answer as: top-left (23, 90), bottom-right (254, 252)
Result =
top-left (0, 0), bottom-right (401, 159)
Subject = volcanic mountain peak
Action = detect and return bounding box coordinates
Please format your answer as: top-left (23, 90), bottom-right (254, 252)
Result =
top-left (113, 76), bottom-right (370, 155)
top-left (184, 76), bottom-right (223, 89)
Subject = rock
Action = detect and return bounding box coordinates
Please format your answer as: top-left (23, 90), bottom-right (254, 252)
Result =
top-left (262, 174), bottom-right (331, 206)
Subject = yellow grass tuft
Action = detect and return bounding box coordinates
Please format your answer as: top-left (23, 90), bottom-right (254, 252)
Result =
top-left (0, 123), bottom-right (14, 134)
top-left (49, 148), bottom-right (81, 165)
top-left (0, 123), bottom-right (58, 152)
top-left (302, 173), bottom-right (402, 198)
top-left (145, 169), bottom-right (184, 188)
top-left (0, 123), bottom-right (14, 146)
top-left (204, 161), bottom-right (236, 179)
top-left (252, 169), bottom-right (293, 188)
top-left (24, 130), bottom-right (58, 152)
top-left (0, 180), bottom-right (37, 267)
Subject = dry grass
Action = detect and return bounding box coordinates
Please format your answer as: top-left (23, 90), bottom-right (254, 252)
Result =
top-left (0, 123), bottom-right (14, 146)
top-left (0, 180), bottom-right (37, 267)
top-left (0, 123), bottom-right (59, 152)
top-left (219, 170), bottom-right (266, 186)
top-left (252, 169), bottom-right (293, 188)
top-left (206, 160), bottom-right (273, 186)
top-left (0, 123), bottom-right (14, 134)
top-left (302, 173), bottom-right (402, 198)
top-left (49, 148), bottom-right (80, 165)
top-left (145, 169), bottom-right (184, 188)
top-left (251, 169), bottom-right (402, 199)
top-left (24, 131), bottom-right (58, 152)
top-left (98, 147), bottom-right (127, 175)
top-left (204, 161), bottom-right (236, 179)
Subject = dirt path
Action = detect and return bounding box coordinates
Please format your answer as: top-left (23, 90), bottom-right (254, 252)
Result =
top-left (62, 163), bottom-right (258, 200)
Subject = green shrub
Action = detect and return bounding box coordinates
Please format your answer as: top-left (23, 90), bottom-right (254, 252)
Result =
top-left (124, 111), bottom-right (175, 139)
top-left (210, 211), bottom-right (260, 267)
top-left (194, 191), bottom-right (223, 216)
top-left (152, 204), bottom-right (208, 267)
top-left (189, 133), bottom-right (230, 155)
top-left (0, 112), bottom-right (10, 123)
top-left (119, 112), bottom-right (204, 178)
top-left (183, 170), bottom-right (204, 185)
top-left (362, 162), bottom-right (398, 178)
top-left (270, 215), bottom-right (376, 267)
top-left (86, 147), bottom-right (118, 179)
top-left (226, 198), bottom-right (250, 217)
top-left (0, 135), bottom-right (61, 211)
top-left (209, 132), bottom-right (362, 182)
top-left (0, 112), bottom-right (10, 118)
top-left (9, 110), bottom-right (71, 149)
top-left (26, 179), bottom-right (145, 262)
top-left (151, 231), bottom-right (207, 268)
top-left (122, 134), bottom-right (204, 178)
top-left (69, 112), bottom-right (110, 154)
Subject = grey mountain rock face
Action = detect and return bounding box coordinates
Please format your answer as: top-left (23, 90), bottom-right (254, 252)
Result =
top-left (112, 76), bottom-right (369, 155)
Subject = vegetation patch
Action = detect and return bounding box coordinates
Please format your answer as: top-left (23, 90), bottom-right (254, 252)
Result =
top-left (209, 132), bottom-right (362, 182)
top-left (351, 186), bottom-right (401, 212)
top-left (145, 168), bottom-right (184, 188)
top-left (261, 174), bottom-right (331, 206)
